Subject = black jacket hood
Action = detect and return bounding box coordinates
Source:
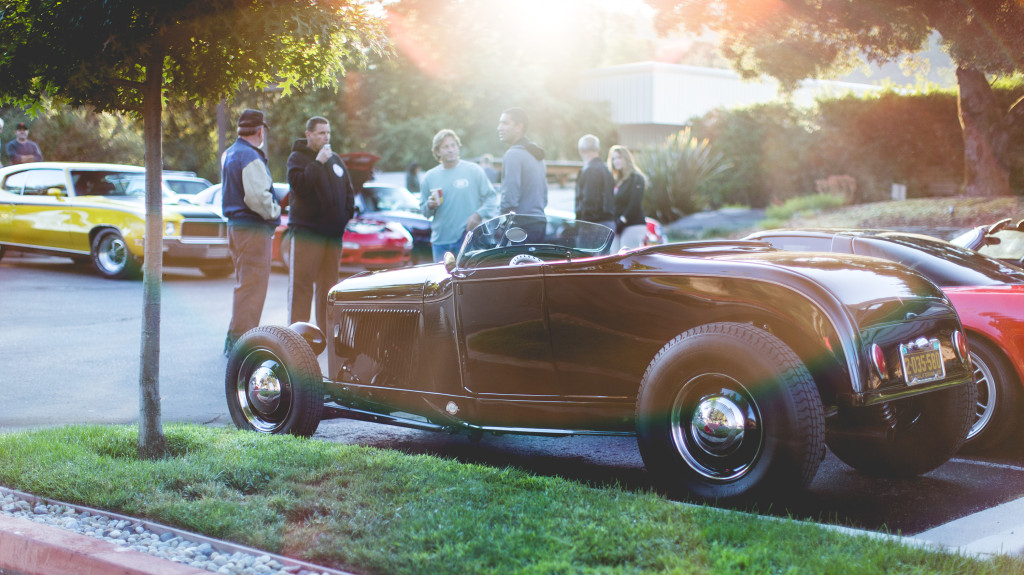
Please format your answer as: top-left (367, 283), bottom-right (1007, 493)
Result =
top-left (292, 138), bottom-right (314, 155)
top-left (513, 137), bottom-right (546, 161)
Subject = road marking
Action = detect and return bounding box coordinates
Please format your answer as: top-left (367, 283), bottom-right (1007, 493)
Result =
top-left (950, 457), bottom-right (1024, 472)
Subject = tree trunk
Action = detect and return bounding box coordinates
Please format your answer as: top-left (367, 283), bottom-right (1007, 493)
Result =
top-left (957, 66), bottom-right (1012, 197)
top-left (138, 48), bottom-right (168, 460)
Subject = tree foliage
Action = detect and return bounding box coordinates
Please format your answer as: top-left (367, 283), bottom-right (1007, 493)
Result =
top-left (636, 127), bottom-right (731, 221)
top-left (0, 1), bottom-right (383, 111)
top-left (646, 0), bottom-right (1024, 197)
top-left (0, 0), bottom-right (387, 458)
top-left (364, 0), bottom-right (620, 168)
top-left (2, 105), bottom-right (144, 164)
top-left (689, 103), bottom-right (813, 209)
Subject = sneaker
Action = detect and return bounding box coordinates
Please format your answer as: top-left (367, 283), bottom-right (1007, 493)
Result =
top-left (223, 334), bottom-right (237, 357)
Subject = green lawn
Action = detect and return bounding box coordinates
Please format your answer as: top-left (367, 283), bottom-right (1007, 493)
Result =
top-left (0, 424), bottom-right (1018, 575)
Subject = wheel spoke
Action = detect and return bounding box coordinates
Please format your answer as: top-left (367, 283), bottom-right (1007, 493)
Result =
top-left (967, 351), bottom-right (996, 440)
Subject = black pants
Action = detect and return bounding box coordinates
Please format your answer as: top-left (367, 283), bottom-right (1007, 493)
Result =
top-left (287, 228), bottom-right (342, 331)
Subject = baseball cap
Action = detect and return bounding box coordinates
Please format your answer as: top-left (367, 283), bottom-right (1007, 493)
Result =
top-left (15, 122), bottom-right (28, 130)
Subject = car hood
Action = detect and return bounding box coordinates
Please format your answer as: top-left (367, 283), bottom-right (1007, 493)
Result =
top-left (367, 210), bottom-right (430, 231)
top-left (81, 196), bottom-right (224, 220)
top-left (330, 263), bottom-right (450, 304)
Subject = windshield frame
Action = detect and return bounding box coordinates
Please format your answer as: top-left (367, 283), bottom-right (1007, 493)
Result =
top-left (456, 213), bottom-right (614, 269)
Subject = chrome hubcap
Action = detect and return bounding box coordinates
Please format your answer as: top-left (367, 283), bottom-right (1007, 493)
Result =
top-left (691, 395), bottom-right (747, 456)
top-left (248, 363), bottom-right (283, 413)
top-left (97, 235), bottom-right (127, 272)
top-left (670, 374), bottom-right (762, 481)
top-left (235, 352), bottom-right (291, 433)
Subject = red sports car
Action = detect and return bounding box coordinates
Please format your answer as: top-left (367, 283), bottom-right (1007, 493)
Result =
top-left (273, 213), bottom-right (412, 272)
top-left (747, 228), bottom-right (1024, 451)
top-left (193, 183), bottom-right (413, 271)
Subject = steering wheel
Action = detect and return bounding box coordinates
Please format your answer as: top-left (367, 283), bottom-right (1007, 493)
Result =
top-left (509, 253), bottom-right (543, 266)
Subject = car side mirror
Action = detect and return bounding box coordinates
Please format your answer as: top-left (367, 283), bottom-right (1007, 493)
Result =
top-left (443, 251), bottom-right (456, 273)
top-left (46, 188), bottom-right (65, 197)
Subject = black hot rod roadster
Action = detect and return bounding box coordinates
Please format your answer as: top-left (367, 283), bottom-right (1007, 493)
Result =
top-left (226, 213), bottom-right (975, 500)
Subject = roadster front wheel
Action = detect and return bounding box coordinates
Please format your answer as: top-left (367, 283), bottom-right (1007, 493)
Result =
top-left (636, 322), bottom-right (825, 501)
top-left (226, 325), bottom-right (324, 437)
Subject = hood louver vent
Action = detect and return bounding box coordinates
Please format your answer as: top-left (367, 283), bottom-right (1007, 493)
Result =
top-left (335, 308), bottom-right (420, 387)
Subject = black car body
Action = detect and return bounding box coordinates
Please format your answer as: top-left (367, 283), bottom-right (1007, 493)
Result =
top-left (227, 214), bottom-right (974, 500)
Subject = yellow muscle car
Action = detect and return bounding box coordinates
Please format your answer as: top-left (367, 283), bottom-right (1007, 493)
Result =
top-left (0, 162), bottom-right (230, 279)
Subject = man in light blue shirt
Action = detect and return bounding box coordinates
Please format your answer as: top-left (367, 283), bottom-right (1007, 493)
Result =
top-left (420, 129), bottom-right (498, 261)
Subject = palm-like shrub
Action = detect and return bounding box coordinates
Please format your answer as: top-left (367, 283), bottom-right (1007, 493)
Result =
top-left (636, 127), bottom-right (731, 223)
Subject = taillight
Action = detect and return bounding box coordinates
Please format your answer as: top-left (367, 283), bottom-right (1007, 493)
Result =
top-left (870, 343), bottom-right (887, 380)
top-left (952, 330), bottom-right (969, 364)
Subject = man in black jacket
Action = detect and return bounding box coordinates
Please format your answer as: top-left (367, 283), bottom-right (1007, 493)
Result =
top-left (574, 134), bottom-right (614, 229)
top-left (286, 116), bottom-right (355, 331)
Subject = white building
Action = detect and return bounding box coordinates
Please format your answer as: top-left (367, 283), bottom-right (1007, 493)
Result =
top-left (576, 61), bottom-right (880, 148)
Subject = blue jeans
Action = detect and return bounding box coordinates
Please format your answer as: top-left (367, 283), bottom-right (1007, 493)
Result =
top-left (432, 240), bottom-right (463, 262)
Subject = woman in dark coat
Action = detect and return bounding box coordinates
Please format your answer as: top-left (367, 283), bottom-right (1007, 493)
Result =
top-left (608, 145), bottom-right (647, 251)
top-left (405, 162), bottom-right (421, 195)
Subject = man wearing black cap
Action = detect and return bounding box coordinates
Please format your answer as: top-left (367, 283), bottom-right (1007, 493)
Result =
top-left (285, 116), bottom-right (355, 331)
top-left (5, 122), bottom-right (43, 165)
top-left (221, 108), bottom-right (281, 355)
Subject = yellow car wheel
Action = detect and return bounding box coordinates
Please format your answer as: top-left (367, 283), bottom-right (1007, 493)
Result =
top-left (91, 229), bottom-right (141, 279)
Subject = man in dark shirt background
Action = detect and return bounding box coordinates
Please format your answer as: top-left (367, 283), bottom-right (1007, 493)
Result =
top-left (574, 134), bottom-right (614, 229)
top-left (5, 122), bottom-right (43, 165)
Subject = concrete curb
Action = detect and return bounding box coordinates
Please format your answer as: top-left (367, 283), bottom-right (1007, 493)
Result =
top-left (0, 514), bottom-right (206, 575)
top-left (0, 486), bottom-right (357, 575)
top-left (912, 496), bottom-right (1024, 557)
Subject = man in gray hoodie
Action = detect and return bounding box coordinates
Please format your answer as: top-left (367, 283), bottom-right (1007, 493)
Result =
top-left (496, 107), bottom-right (547, 217)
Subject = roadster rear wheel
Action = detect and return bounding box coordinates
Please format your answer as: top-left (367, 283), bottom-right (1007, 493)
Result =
top-left (826, 380), bottom-right (975, 476)
top-left (636, 322), bottom-right (825, 501)
top-left (226, 325), bottom-right (324, 437)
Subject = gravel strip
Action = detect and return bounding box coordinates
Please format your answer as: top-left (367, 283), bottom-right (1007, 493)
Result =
top-left (0, 488), bottom-right (350, 575)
